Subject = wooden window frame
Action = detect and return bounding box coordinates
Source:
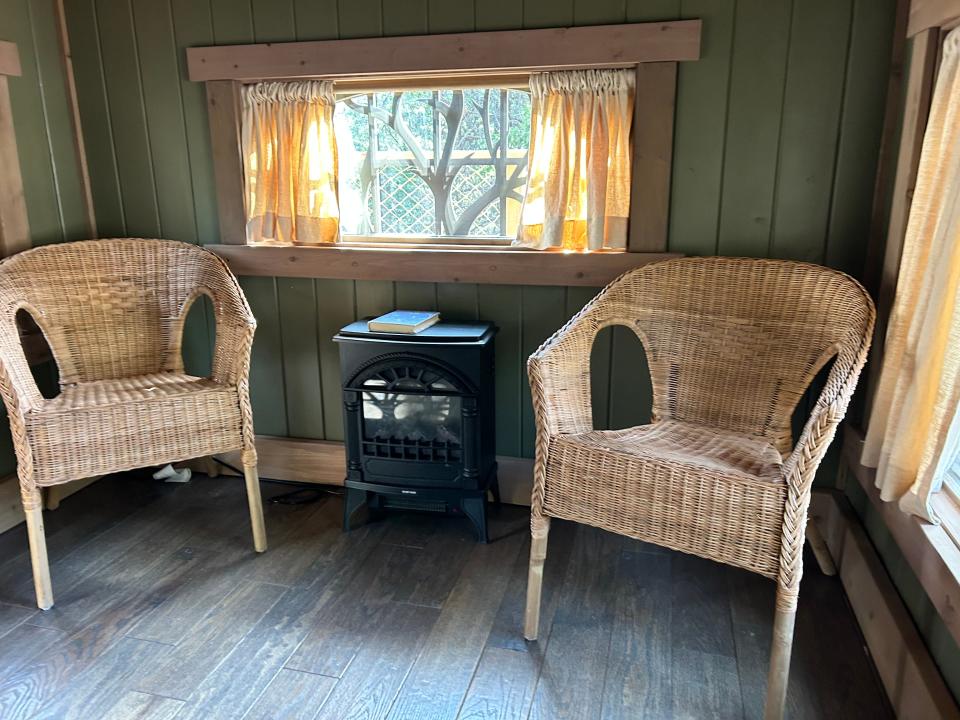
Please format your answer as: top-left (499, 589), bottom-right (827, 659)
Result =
top-left (845, 0), bottom-right (960, 651)
top-left (187, 21), bottom-right (701, 285)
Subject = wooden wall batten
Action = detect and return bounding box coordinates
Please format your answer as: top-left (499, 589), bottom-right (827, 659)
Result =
top-left (0, 42), bottom-right (29, 257)
top-left (206, 81), bottom-right (246, 245)
top-left (186, 21), bottom-right (702, 81)
top-left (0, 40), bottom-right (21, 77)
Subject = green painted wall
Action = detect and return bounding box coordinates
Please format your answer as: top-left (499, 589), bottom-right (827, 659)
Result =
top-left (0, 0), bottom-right (92, 476)
top-left (6, 0), bottom-right (960, 705)
top-left (61, 0), bottom-right (897, 458)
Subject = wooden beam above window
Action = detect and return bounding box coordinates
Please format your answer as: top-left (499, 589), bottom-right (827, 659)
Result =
top-left (186, 21), bottom-right (701, 82)
top-left (206, 244), bottom-right (679, 287)
top-left (0, 42), bottom-right (21, 77)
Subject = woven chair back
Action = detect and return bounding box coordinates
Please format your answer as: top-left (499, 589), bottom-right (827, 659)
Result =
top-left (598, 257), bottom-right (873, 455)
top-left (0, 239), bottom-right (227, 384)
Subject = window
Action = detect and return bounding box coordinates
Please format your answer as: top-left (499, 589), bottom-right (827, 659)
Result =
top-left (334, 87), bottom-right (531, 243)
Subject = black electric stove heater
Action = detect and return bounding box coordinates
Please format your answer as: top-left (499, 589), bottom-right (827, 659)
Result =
top-left (334, 321), bottom-right (499, 542)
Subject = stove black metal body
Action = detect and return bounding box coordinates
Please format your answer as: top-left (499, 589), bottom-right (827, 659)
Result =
top-left (334, 321), bottom-right (498, 542)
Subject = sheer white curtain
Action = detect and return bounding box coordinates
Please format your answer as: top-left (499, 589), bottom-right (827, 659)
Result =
top-left (515, 69), bottom-right (633, 251)
top-left (242, 81), bottom-right (340, 245)
top-left (862, 27), bottom-right (960, 522)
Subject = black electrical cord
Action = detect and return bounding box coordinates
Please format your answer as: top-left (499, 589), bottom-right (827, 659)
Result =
top-left (209, 455), bottom-right (343, 505)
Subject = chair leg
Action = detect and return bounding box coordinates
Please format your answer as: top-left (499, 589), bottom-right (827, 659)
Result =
top-left (23, 488), bottom-right (53, 610)
top-left (763, 594), bottom-right (797, 720)
top-left (805, 517), bottom-right (836, 576)
top-left (243, 459), bottom-right (267, 553)
top-left (523, 515), bottom-right (550, 641)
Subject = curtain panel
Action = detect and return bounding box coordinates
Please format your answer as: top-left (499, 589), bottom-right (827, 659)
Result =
top-left (515, 70), bottom-right (634, 251)
top-left (862, 27), bottom-right (960, 522)
top-left (241, 81), bottom-right (340, 245)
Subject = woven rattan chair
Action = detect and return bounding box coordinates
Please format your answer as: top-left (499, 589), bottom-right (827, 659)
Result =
top-left (524, 257), bottom-right (874, 720)
top-left (0, 238), bottom-right (267, 610)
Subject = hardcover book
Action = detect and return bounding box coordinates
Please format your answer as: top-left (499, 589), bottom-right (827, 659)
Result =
top-left (367, 310), bottom-right (441, 334)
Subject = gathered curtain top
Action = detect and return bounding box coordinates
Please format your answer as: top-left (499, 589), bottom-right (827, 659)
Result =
top-left (529, 69), bottom-right (634, 97)
top-left (242, 80), bottom-right (335, 107)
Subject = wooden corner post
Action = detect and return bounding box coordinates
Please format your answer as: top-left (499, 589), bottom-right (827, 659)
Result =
top-left (0, 41), bottom-right (30, 258)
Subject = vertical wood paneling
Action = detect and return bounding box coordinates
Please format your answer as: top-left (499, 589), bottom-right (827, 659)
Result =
top-left (294, 0), bottom-right (339, 41)
top-left (240, 277), bottom-right (289, 436)
top-left (0, 0), bottom-right (87, 245)
top-left (716, 0), bottom-right (792, 257)
top-left (478, 284), bottom-right (522, 457)
top-left (355, 280), bottom-right (395, 317)
top-left (474, 0), bottom-right (522, 30)
top-left (338, 0), bottom-right (382, 39)
top-left (770, 0), bottom-right (853, 263)
top-left (428, 0), bottom-right (475, 33)
top-left (383, 0), bottom-right (429, 37)
top-left (95, 0), bottom-right (160, 238)
top-left (278, 278), bottom-right (325, 439)
top-left (608, 326), bottom-right (653, 429)
top-left (64, 0), bottom-right (126, 236)
top-left (252, 0), bottom-right (296, 43)
top-left (826, 0), bottom-right (898, 276)
top-left (316, 279), bottom-right (356, 441)
top-left (519, 286), bottom-right (567, 457)
top-left (131, 0), bottom-right (197, 243)
top-left (626, 0), bottom-right (680, 22)
top-left (437, 284), bottom-right (479, 321)
top-left (667, 0), bottom-right (735, 255)
top-left (171, 0), bottom-right (219, 244)
top-left (566, 287), bottom-right (611, 430)
top-left (61, 0), bottom-right (898, 461)
top-left (395, 282), bottom-right (437, 309)
top-left (575, 0), bottom-right (626, 26)
top-left (210, 0), bottom-right (254, 44)
top-left (24, 0), bottom-right (88, 243)
top-left (523, 0), bottom-right (573, 29)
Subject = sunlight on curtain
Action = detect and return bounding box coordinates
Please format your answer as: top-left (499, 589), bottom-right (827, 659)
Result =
top-left (862, 27), bottom-right (960, 522)
top-left (242, 81), bottom-right (339, 245)
top-left (515, 70), bottom-right (633, 251)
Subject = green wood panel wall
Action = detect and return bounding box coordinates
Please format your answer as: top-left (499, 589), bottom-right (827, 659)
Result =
top-left (61, 0), bottom-right (896, 452)
top-left (0, 0), bottom-right (93, 477)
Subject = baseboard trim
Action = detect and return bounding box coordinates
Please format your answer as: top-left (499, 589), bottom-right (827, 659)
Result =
top-left (201, 435), bottom-right (535, 506)
top-left (810, 488), bottom-right (960, 719)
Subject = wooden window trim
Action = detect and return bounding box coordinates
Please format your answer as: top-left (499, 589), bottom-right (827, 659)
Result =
top-left (193, 22), bottom-right (700, 280)
top-left (206, 243), bottom-right (679, 286)
top-left (842, 425), bottom-right (960, 649)
top-left (908, 0), bottom-right (960, 37)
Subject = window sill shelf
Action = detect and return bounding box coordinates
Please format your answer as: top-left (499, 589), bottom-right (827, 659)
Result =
top-left (206, 243), bottom-right (680, 286)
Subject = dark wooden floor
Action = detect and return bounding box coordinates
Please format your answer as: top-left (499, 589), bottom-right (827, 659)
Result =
top-left (0, 473), bottom-right (891, 720)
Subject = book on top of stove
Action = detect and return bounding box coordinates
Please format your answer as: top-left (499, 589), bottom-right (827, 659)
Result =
top-left (367, 310), bottom-right (440, 334)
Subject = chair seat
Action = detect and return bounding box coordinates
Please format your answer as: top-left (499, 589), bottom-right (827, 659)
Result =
top-left (565, 420), bottom-right (785, 482)
top-left (543, 420), bottom-right (788, 577)
top-left (25, 372), bottom-right (243, 486)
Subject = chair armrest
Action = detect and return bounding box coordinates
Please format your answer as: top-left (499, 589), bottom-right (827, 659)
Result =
top-left (527, 306), bottom-right (599, 437)
top-left (0, 314), bottom-right (43, 415)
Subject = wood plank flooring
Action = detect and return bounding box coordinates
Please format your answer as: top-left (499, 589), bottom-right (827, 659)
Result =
top-left (0, 473), bottom-right (892, 719)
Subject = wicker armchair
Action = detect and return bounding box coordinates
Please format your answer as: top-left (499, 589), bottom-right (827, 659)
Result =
top-left (0, 239), bottom-right (267, 610)
top-left (524, 257), bottom-right (874, 720)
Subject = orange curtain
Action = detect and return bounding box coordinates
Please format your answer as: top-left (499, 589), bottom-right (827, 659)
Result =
top-left (242, 81), bottom-right (340, 245)
top-left (515, 70), bottom-right (633, 251)
top-left (862, 27), bottom-right (960, 521)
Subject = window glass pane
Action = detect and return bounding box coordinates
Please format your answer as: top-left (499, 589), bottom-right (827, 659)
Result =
top-left (335, 88), bottom-right (530, 239)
